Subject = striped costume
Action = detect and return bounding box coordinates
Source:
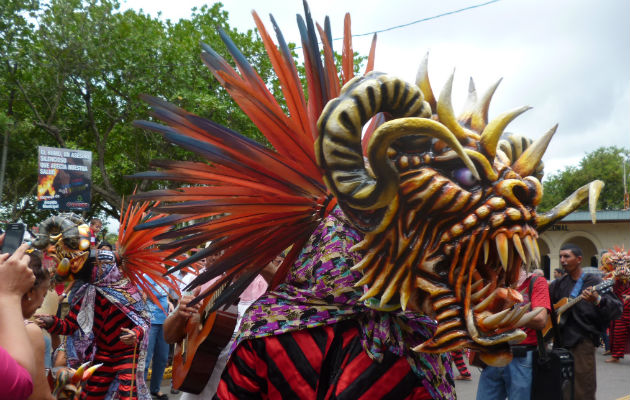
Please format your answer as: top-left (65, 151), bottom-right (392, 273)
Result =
top-left (48, 251), bottom-right (150, 399)
top-left (216, 208), bottom-right (455, 399)
top-left (610, 281), bottom-right (630, 359)
top-left (450, 350), bottom-right (471, 378)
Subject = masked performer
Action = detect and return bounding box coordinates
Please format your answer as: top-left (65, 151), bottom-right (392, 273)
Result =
top-left (131, 2), bottom-right (605, 399)
top-left (601, 247), bottom-right (630, 363)
top-left (33, 206), bottom-right (188, 400)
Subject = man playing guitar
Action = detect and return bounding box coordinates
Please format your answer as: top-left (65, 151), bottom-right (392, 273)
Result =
top-left (549, 243), bottom-right (622, 400)
top-left (163, 254), bottom-right (281, 400)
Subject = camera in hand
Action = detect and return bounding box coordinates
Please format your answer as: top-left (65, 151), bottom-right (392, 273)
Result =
top-left (1, 223), bottom-right (26, 255)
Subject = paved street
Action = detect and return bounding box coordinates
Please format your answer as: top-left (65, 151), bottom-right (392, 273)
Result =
top-left (454, 346), bottom-right (630, 400)
top-left (160, 346), bottom-right (630, 399)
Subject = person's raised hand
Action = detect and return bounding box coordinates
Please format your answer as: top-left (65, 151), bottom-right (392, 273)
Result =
top-left (176, 287), bottom-right (201, 320)
top-left (0, 241), bottom-right (34, 298)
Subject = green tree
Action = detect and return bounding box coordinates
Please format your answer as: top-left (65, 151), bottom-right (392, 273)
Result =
top-left (0, 0), bottom-right (39, 208)
top-left (540, 146), bottom-right (630, 211)
top-left (1, 0), bottom-right (367, 226)
top-left (0, 0), bottom-right (273, 224)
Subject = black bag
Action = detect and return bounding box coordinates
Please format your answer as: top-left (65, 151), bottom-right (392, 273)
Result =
top-left (531, 344), bottom-right (574, 400)
top-left (530, 276), bottom-right (575, 400)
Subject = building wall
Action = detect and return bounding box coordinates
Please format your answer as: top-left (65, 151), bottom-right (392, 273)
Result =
top-left (539, 221), bottom-right (630, 275)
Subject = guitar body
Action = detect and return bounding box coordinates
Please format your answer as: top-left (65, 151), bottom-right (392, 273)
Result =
top-left (172, 296), bottom-right (238, 394)
top-left (542, 297), bottom-right (569, 339)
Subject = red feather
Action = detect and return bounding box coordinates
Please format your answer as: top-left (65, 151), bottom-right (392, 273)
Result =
top-left (117, 199), bottom-right (199, 312)
top-left (133, 7), bottom-right (375, 309)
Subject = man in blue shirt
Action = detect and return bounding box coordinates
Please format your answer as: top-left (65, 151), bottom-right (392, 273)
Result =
top-left (144, 276), bottom-right (172, 400)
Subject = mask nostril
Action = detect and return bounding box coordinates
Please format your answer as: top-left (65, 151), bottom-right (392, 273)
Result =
top-left (513, 185), bottom-right (528, 205)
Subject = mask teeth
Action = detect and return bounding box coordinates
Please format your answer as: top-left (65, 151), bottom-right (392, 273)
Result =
top-left (483, 230), bottom-right (540, 276)
top-left (478, 303), bottom-right (535, 332)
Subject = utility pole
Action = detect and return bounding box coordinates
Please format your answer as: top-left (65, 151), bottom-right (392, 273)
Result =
top-left (624, 156), bottom-right (629, 210)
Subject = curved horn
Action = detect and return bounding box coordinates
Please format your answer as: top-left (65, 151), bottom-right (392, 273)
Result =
top-left (437, 71), bottom-right (470, 141)
top-left (511, 125), bottom-right (557, 177)
top-left (480, 106), bottom-right (531, 160)
top-left (316, 72), bottom-right (431, 210)
top-left (415, 53), bottom-right (436, 111)
top-left (536, 180), bottom-right (604, 232)
top-left (458, 77), bottom-right (477, 126)
top-left (470, 79), bottom-right (502, 132)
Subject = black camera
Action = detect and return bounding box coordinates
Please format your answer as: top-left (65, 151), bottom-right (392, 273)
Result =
top-left (1, 223), bottom-right (27, 255)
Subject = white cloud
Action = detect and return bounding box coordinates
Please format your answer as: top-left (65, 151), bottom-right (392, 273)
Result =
top-left (121, 0), bottom-right (630, 176)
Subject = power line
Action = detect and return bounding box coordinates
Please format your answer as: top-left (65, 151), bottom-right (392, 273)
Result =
top-left (338, 0), bottom-right (501, 39)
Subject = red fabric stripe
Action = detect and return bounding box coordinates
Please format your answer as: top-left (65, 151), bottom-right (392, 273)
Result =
top-left (265, 335), bottom-right (316, 398)
top-left (292, 325), bottom-right (326, 372)
top-left (234, 351), bottom-right (263, 391)
top-left (224, 342), bottom-right (266, 395)
top-left (341, 324), bottom-right (357, 348)
top-left (332, 344), bottom-right (372, 394)
top-left (357, 356), bottom-right (412, 399)
top-left (610, 314), bottom-right (630, 357)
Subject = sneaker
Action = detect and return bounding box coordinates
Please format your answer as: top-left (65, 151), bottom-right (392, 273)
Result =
top-left (454, 374), bottom-right (472, 381)
top-left (170, 389), bottom-right (180, 394)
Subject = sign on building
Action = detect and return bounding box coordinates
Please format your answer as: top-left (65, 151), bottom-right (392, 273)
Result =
top-left (37, 146), bottom-right (92, 211)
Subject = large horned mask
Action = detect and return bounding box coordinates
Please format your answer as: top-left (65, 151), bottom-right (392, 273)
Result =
top-left (600, 246), bottom-right (630, 283)
top-left (316, 59), bottom-right (603, 364)
top-left (32, 213), bottom-right (91, 280)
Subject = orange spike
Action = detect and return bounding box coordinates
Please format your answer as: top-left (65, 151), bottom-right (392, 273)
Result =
top-left (364, 34), bottom-right (377, 74)
top-left (316, 22), bottom-right (341, 99)
top-left (342, 13), bottom-right (354, 84)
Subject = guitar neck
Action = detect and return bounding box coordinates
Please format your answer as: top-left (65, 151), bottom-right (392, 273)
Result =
top-left (556, 280), bottom-right (612, 315)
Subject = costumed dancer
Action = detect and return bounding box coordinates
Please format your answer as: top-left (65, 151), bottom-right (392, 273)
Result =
top-left (129, 2), bottom-right (605, 399)
top-left (35, 228), bottom-right (150, 400)
top-left (33, 205), bottom-right (190, 399)
top-left (601, 247), bottom-right (630, 362)
top-left (450, 350), bottom-right (472, 381)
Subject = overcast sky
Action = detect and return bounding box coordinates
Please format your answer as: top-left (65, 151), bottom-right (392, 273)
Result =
top-left (121, 0), bottom-right (629, 177)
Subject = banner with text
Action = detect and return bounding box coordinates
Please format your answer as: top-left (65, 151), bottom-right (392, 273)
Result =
top-left (37, 146), bottom-right (92, 211)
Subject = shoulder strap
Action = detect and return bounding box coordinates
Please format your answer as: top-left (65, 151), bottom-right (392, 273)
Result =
top-left (569, 272), bottom-right (585, 298)
top-left (528, 275), bottom-right (537, 302)
top-left (530, 276), bottom-right (547, 356)
top-left (533, 275), bottom-right (565, 352)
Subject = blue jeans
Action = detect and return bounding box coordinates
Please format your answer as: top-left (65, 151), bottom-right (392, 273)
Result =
top-left (144, 324), bottom-right (169, 394)
top-left (475, 350), bottom-right (533, 400)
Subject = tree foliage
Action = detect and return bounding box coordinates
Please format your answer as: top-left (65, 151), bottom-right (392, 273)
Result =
top-left (539, 146), bottom-right (630, 212)
top-left (0, 0), bottom-right (277, 224)
top-left (1, 0), bottom-right (368, 226)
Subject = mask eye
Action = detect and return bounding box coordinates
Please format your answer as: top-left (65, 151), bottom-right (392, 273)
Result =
top-left (453, 168), bottom-right (478, 187)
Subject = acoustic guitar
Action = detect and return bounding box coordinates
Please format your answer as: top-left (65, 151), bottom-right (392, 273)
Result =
top-left (542, 279), bottom-right (613, 338)
top-left (171, 293), bottom-right (237, 394)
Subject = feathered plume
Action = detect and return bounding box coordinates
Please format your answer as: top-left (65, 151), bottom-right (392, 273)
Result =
top-left (132, 1), bottom-right (376, 309)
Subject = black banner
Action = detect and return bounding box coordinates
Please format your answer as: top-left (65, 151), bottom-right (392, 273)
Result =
top-left (37, 146), bottom-right (92, 211)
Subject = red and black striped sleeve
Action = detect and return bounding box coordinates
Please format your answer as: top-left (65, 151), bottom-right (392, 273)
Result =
top-left (48, 299), bottom-right (81, 335)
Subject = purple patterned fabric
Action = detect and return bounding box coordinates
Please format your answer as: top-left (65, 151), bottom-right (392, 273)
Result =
top-left (233, 207), bottom-right (455, 399)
